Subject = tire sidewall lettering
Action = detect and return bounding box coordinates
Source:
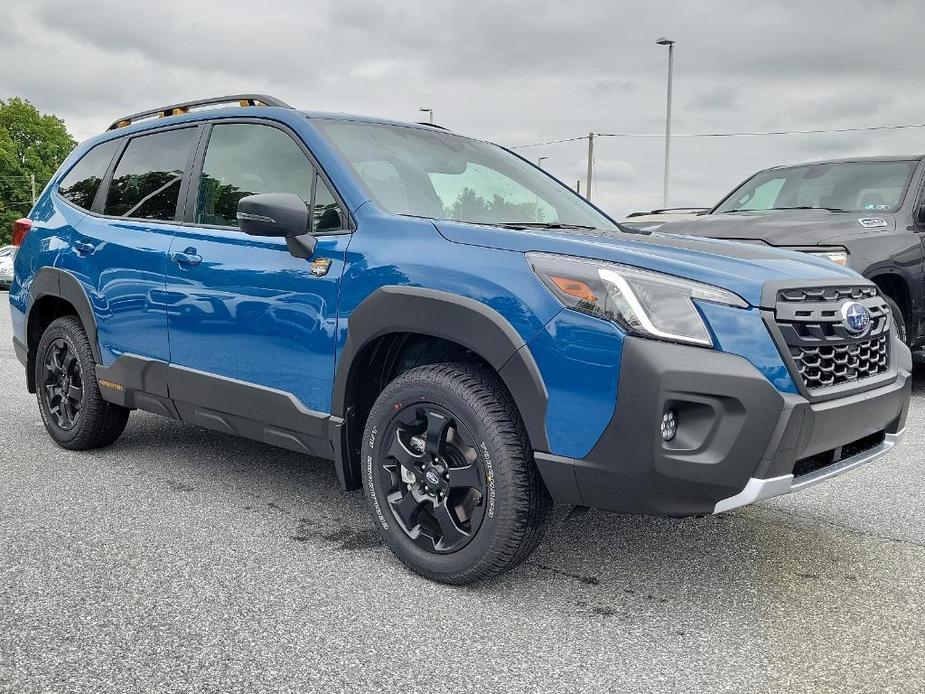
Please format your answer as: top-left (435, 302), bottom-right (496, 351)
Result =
top-left (478, 441), bottom-right (496, 519)
top-left (366, 425), bottom-right (389, 530)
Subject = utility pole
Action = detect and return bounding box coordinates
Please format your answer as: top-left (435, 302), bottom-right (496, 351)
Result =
top-left (656, 37), bottom-right (675, 208)
top-left (585, 132), bottom-right (594, 202)
top-left (576, 180), bottom-right (581, 196)
top-left (31, 174), bottom-right (36, 205)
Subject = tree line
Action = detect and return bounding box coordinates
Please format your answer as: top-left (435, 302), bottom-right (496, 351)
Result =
top-left (0, 98), bottom-right (76, 245)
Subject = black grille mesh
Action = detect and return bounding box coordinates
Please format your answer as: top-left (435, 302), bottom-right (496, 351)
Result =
top-left (790, 334), bottom-right (889, 390)
top-left (774, 286), bottom-right (890, 392)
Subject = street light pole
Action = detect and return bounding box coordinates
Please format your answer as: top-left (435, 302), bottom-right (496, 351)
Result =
top-left (656, 37), bottom-right (675, 208)
top-left (537, 156), bottom-right (549, 169)
top-left (419, 107), bottom-right (434, 124)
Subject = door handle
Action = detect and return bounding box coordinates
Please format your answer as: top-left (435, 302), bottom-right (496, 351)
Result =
top-left (74, 241), bottom-right (97, 256)
top-left (169, 249), bottom-right (202, 267)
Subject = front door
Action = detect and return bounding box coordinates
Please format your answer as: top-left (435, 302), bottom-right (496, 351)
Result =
top-left (164, 122), bottom-right (350, 422)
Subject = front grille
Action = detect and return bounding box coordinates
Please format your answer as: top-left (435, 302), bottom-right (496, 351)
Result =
top-left (773, 285), bottom-right (891, 392)
top-left (790, 334), bottom-right (889, 390)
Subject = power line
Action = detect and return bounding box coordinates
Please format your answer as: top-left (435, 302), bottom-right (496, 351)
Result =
top-left (598, 122), bottom-right (925, 139)
top-left (508, 135), bottom-right (592, 149)
top-left (509, 121), bottom-right (925, 148)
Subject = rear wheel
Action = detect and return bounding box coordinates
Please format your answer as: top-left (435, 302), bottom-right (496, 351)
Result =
top-left (361, 362), bottom-right (551, 584)
top-left (35, 315), bottom-right (130, 450)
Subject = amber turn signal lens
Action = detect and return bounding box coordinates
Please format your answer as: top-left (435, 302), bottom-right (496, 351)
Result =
top-left (550, 275), bottom-right (598, 303)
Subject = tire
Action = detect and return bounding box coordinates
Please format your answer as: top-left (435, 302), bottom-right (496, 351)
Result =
top-left (35, 315), bottom-right (130, 450)
top-left (883, 296), bottom-right (909, 345)
top-left (361, 362), bottom-right (551, 584)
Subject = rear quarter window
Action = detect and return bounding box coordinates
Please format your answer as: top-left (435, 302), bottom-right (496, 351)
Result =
top-left (57, 139), bottom-right (121, 211)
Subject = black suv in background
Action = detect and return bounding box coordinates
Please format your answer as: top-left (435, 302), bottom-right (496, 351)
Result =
top-left (658, 156), bottom-right (925, 352)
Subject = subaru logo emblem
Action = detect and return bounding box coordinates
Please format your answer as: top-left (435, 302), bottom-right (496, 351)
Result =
top-left (841, 301), bottom-right (871, 336)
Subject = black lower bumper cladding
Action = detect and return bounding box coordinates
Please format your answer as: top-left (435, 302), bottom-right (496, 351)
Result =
top-left (535, 335), bottom-right (910, 516)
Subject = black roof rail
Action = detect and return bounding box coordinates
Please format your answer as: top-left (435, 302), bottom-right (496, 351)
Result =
top-left (107, 94), bottom-right (293, 131)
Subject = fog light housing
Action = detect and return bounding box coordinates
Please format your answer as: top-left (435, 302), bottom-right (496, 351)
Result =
top-left (661, 409), bottom-right (678, 442)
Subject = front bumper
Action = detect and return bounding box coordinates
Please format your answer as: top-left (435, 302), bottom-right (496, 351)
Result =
top-left (713, 429), bottom-right (903, 512)
top-left (534, 335), bottom-right (911, 516)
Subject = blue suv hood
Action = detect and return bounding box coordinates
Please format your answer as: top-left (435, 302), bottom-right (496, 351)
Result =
top-left (433, 221), bottom-right (862, 308)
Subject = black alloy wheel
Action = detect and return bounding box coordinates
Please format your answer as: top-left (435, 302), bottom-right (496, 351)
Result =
top-left (41, 337), bottom-right (84, 431)
top-left (35, 315), bottom-right (130, 450)
top-left (362, 362), bottom-right (551, 584)
top-left (379, 404), bottom-right (486, 553)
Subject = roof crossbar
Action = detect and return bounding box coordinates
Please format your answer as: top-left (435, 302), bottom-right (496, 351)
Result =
top-left (107, 94), bottom-right (293, 131)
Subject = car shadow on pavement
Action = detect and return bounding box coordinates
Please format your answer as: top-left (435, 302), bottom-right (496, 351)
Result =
top-left (103, 408), bottom-right (897, 604)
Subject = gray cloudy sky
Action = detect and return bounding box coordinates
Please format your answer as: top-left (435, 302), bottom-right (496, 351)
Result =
top-left (3, 0), bottom-right (925, 217)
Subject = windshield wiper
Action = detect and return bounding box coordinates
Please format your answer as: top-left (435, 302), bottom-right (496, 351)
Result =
top-left (497, 222), bottom-right (598, 230)
top-left (773, 206), bottom-right (850, 212)
top-left (496, 220), bottom-right (654, 235)
top-left (722, 205), bottom-right (850, 213)
top-left (617, 224), bottom-right (653, 235)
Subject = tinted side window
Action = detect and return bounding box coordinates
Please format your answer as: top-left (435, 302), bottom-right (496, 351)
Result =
top-left (312, 175), bottom-right (345, 232)
top-left (57, 139), bottom-right (120, 211)
top-left (104, 128), bottom-right (197, 221)
top-left (196, 124), bottom-right (314, 227)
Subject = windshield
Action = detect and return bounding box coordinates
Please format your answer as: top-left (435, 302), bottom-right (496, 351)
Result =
top-left (317, 120), bottom-right (618, 230)
top-left (714, 160), bottom-right (918, 214)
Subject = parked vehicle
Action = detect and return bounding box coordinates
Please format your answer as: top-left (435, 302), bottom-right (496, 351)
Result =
top-left (657, 156), bottom-right (925, 353)
top-left (0, 245), bottom-right (15, 289)
top-left (8, 96), bottom-right (911, 583)
top-left (621, 207), bottom-right (709, 231)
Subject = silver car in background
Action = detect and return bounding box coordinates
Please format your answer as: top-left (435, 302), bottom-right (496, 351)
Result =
top-left (0, 245), bottom-right (16, 290)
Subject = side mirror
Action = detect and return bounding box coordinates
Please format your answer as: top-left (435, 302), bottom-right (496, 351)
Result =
top-left (237, 193), bottom-right (317, 259)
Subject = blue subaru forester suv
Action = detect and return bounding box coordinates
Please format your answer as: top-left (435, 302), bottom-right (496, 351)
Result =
top-left (9, 95), bottom-right (911, 583)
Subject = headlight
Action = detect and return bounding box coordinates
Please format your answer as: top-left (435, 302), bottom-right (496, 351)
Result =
top-left (528, 252), bottom-right (747, 347)
top-left (804, 249), bottom-right (848, 266)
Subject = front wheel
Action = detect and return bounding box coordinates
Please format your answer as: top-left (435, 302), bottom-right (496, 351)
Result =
top-left (883, 296), bottom-right (909, 346)
top-left (361, 362), bottom-right (551, 584)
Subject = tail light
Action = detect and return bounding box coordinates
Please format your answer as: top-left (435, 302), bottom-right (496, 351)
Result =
top-left (12, 218), bottom-right (32, 246)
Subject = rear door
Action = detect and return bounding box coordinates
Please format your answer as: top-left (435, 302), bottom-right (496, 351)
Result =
top-left (61, 125), bottom-right (201, 365)
top-left (164, 120), bottom-right (351, 417)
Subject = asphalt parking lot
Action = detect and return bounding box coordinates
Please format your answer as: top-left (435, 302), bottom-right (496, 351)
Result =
top-left (1, 298), bottom-right (923, 694)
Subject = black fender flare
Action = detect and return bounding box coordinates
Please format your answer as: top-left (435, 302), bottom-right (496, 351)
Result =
top-left (333, 286), bottom-right (550, 452)
top-left (26, 267), bottom-right (101, 368)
